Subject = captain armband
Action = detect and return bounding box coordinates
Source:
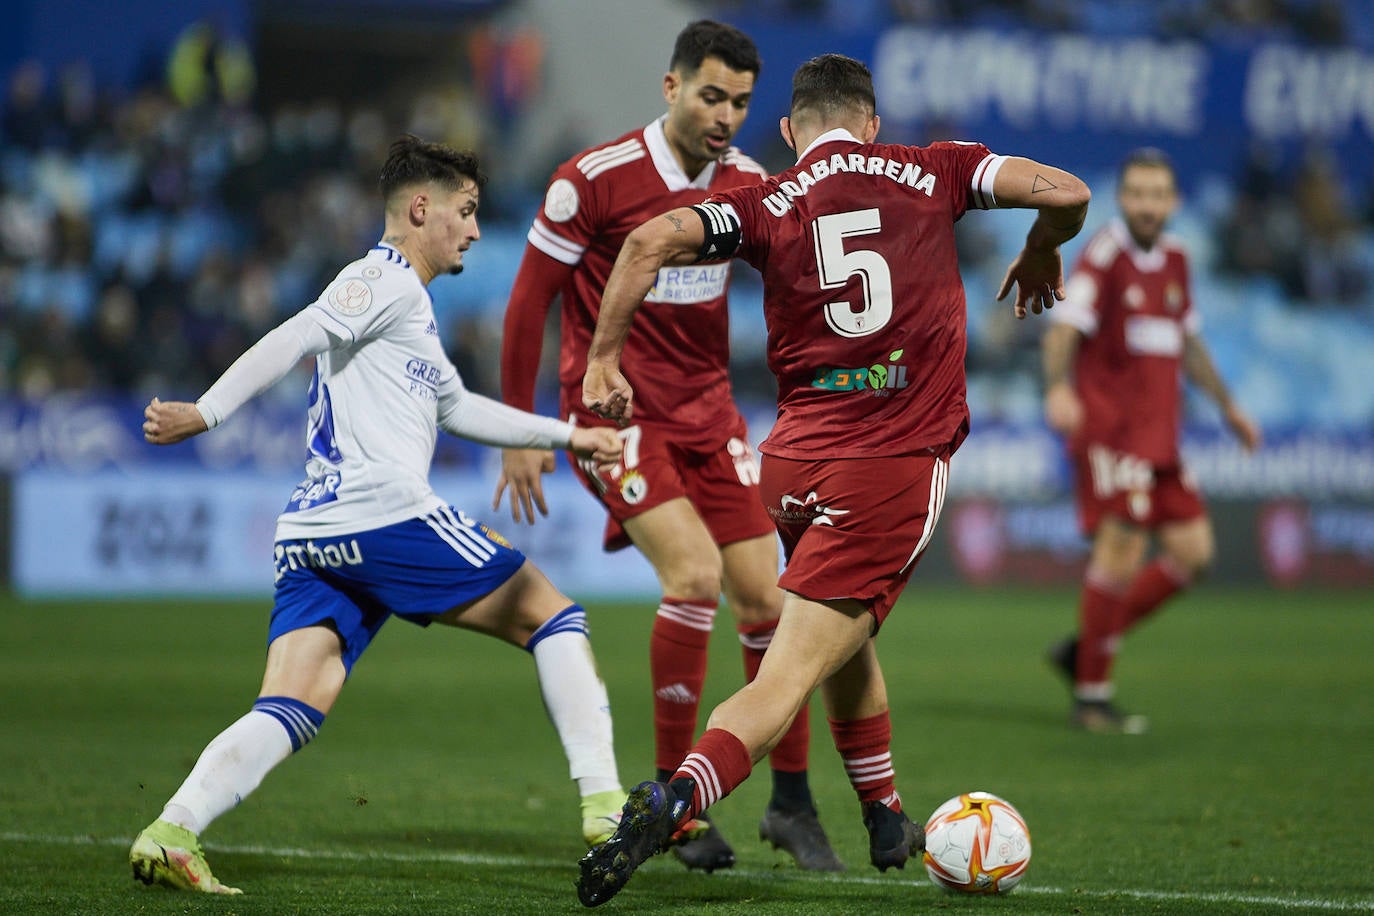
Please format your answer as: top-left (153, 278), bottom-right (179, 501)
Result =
top-left (690, 202), bottom-right (743, 262)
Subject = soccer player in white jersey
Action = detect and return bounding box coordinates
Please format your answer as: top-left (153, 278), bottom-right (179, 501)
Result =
top-left (129, 135), bottom-right (627, 895)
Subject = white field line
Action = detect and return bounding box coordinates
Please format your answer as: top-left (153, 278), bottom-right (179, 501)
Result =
top-left (4, 831), bottom-right (1371, 912)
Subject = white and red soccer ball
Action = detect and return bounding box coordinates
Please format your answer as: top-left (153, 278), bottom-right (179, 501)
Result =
top-left (922, 791), bottom-right (1032, 894)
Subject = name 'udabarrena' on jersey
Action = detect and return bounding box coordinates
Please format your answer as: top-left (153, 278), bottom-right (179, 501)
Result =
top-left (503, 117), bottom-right (767, 447)
top-left (194, 244), bottom-right (574, 542)
top-left (690, 129), bottom-right (1008, 459)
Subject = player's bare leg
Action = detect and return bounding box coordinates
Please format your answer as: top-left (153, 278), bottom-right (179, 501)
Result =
top-left (624, 501), bottom-right (736, 870)
top-left (722, 536), bottom-right (842, 871)
top-left (1117, 515), bottom-right (1213, 631)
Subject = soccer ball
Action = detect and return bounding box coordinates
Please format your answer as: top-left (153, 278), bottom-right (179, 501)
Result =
top-left (922, 791), bottom-right (1031, 894)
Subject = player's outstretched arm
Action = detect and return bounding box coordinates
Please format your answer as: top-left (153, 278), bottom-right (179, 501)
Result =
top-left (993, 157), bottom-right (1091, 318)
top-left (584, 207), bottom-right (705, 422)
top-left (1183, 333), bottom-right (1262, 451)
top-left (143, 309), bottom-right (334, 444)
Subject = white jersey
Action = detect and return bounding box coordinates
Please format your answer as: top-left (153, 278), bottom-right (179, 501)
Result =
top-left (274, 244), bottom-right (470, 539)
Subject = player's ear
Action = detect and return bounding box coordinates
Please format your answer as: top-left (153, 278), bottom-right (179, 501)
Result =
top-left (779, 116), bottom-right (796, 152)
top-left (409, 192), bottom-right (428, 227)
top-left (662, 70), bottom-right (680, 106)
top-left (862, 114), bottom-right (880, 143)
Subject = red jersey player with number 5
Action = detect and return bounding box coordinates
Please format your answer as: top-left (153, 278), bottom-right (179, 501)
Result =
top-left (494, 21), bottom-right (841, 873)
top-left (1042, 149), bottom-right (1261, 734)
top-left (575, 53), bottom-right (1091, 907)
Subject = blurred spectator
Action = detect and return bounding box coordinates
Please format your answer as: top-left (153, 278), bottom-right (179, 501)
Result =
top-left (166, 21), bottom-right (256, 110)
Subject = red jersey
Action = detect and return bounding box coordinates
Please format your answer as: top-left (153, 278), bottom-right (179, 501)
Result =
top-left (502, 118), bottom-right (767, 447)
top-left (702, 131), bottom-right (1005, 459)
top-left (1054, 221), bottom-right (1199, 465)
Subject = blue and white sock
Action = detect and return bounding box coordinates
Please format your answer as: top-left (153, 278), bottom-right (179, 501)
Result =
top-left (527, 606), bottom-right (621, 797)
top-left (161, 696), bottom-right (325, 834)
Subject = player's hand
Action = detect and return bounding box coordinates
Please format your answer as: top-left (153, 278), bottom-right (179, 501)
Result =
top-left (568, 426), bottom-right (623, 473)
top-left (997, 246), bottom-right (1066, 319)
top-left (1044, 382), bottom-right (1083, 437)
top-left (142, 397), bottom-right (208, 445)
top-left (493, 448), bottom-right (557, 525)
top-left (583, 360), bottom-right (634, 423)
top-left (1225, 403), bottom-right (1262, 452)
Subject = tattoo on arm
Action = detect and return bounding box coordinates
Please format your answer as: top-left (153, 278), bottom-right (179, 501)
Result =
top-left (1031, 174), bottom-right (1058, 194)
top-left (665, 214), bottom-right (685, 232)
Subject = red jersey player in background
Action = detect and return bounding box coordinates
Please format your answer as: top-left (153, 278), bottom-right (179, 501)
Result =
top-left (575, 53), bottom-right (1090, 907)
top-left (494, 21), bottom-right (841, 872)
top-left (1041, 149), bottom-right (1261, 734)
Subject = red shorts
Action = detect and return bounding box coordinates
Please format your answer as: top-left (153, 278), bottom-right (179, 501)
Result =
top-left (568, 413), bottom-right (774, 552)
top-left (758, 449), bottom-right (951, 630)
top-left (1073, 444), bottom-right (1207, 535)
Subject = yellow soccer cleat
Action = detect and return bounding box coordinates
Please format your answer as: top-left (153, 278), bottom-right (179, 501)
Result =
top-left (129, 819), bottom-right (242, 895)
top-left (581, 789), bottom-right (627, 847)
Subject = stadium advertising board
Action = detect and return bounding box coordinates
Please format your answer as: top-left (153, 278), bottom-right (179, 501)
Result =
top-left (726, 19), bottom-right (1374, 194)
top-left (5, 397), bottom-right (1372, 593)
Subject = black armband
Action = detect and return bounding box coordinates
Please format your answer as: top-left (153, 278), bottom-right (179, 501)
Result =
top-left (691, 202), bottom-right (742, 262)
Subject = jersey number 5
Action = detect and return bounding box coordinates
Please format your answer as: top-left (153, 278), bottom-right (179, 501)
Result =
top-left (813, 208), bottom-right (893, 338)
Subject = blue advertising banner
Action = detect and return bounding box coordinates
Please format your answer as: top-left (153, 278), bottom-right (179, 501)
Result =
top-left (723, 18), bottom-right (1374, 193)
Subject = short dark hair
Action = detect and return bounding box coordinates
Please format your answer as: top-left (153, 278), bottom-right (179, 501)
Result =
top-left (1118, 147), bottom-right (1176, 186)
top-left (790, 54), bottom-right (875, 121)
top-left (669, 20), bottom-right (760, 77)
top-left (379, 134), bottom-right (485, 203)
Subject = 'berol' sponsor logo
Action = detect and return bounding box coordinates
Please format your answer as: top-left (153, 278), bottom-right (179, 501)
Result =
top-left (274, 539), bottom-right (365, 581)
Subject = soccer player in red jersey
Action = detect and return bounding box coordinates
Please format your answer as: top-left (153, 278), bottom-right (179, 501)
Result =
top-left (493, 21), bottom-right (840, 872)
top-left (1041, 149), bottom-right (1261, 734)
top-left (574, 53), bottom-right (1091, 906)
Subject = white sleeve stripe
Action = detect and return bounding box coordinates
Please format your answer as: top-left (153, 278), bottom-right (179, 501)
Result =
top-left (582, 148), bottom-right (645, 181)
top-left (719, 202), bottom-right (741, 226)
top-left (528, 221), bottom-right (584, 265)
top-left (698, 202), bottom-right (728, 236)
top-left (971, 154), bottom-right (1007, 209)
top-left (576, 139), bottom-right (642, 173)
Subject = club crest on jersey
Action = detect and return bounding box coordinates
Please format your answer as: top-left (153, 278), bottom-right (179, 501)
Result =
top-left (1165, 283), bottom-right (1184, 311)
top-left (811, 349), bottom-right (909, 396)
top-left (620, 470), bottom-right (648, 505)
top-left (544, 178), bottom-right (579, 223)
top-left (330, 278), bottom-right (373, 316)
top-left (1124, 284), bottom-right (1146, 310)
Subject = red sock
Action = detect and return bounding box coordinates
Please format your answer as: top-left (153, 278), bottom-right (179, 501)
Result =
top-left (1120, 557), bottom-right (1190, 633)
top-left (1076, 573), bottom-right (1127, 699)
top-left (674, 728), bottom-right (753, 819)
top-left (738, 620), bottom-right (809, 773)
top-left (829, 712), bottom-right (900, 811)
top-left (651, 598), bottom-right (716, 773)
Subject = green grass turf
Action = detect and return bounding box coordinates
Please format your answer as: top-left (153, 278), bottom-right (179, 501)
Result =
top-left (1, 586), bottom-right (1370, 915)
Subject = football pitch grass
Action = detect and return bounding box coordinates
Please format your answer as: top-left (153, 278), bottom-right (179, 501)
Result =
top-left (2, 586), bottom-right (1370, 915)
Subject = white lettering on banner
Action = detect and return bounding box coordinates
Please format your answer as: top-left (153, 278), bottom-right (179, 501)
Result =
top-left (874, 27), bottom-right (1204, 134)
top-left (1124, 315), bottom-right (1184, 356)
top-left (1244, 45), bottom-right (1374, 140)
top-left (644, 263), bottom-right (731, 304)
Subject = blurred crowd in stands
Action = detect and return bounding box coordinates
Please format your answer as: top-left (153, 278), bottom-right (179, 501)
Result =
top-left (2, 4), bottom-right (1372, 431)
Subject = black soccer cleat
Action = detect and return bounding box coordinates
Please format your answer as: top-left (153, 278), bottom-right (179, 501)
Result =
top-left (862, 800), bottom-right (925, 873)
top-left (577, 780), bottom-right (689, 907)
top-left (1046, 635), bottom-right (1079, 691)
top-left (758, 805), bottom-right (845, 871)
top-left (671, 816), bottom-right (735, 873)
